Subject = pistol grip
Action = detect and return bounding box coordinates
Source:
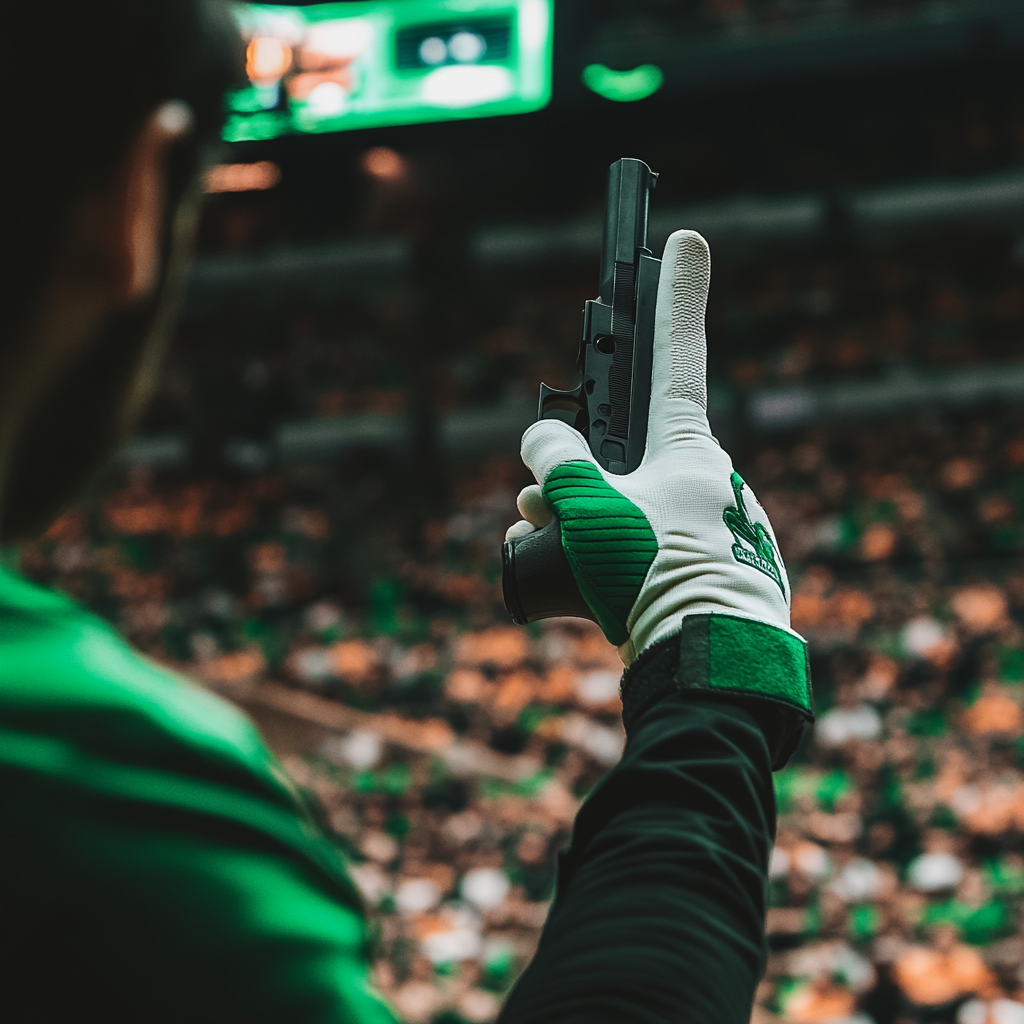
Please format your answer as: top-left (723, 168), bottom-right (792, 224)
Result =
top-left (502, 518), bottom-right (596, 626)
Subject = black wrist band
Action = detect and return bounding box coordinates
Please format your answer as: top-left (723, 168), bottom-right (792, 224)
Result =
top-left (620, 625), bottom-right (813, 771)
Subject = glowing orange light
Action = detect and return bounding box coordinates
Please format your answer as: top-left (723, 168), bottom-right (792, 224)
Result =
top-left (287, 68), bottom-right (352, 101)
top-left (246, 37), bottom-right (293, 82)
top-left (361, 146), bottom-right (407, 181)
top-left (204, 161), bottom-right (282, 193)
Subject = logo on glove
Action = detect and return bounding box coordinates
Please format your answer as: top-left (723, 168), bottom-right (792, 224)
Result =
top-left (723, 472), bottom-right (785, 594)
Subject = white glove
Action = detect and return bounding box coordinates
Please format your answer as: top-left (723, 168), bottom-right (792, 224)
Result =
top-left (506, 230), bottom-right (810, 718)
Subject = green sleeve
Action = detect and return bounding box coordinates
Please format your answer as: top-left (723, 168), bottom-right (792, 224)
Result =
top-left (3, 774), bottom-right (396, 1023)
top-left (0, 567), bottom-right (396, 1024)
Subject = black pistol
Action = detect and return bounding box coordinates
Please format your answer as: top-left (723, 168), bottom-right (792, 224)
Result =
top-left (502, 157), bottom-right (660, 625)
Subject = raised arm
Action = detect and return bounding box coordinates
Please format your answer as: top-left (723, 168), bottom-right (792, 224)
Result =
top-left (498, 230), bottom-right (813, 1023)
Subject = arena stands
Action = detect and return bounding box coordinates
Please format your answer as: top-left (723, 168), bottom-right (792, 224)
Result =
top-left (11, 10), bottom-right (1024, 1021)
top-left (21, 210), bottom-right (1024, 1022)
top-left (142, 225), bottom-right (1024, 459)
top-left (13, 381), bottom-right (1024, 1021)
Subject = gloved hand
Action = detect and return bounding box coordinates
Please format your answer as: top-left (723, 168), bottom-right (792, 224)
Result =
top-left (505, 230), bottom-right (811, 722)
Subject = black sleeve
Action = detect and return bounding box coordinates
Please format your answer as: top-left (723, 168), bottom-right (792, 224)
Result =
top-left (497, 634), bottom-right (803, 1024)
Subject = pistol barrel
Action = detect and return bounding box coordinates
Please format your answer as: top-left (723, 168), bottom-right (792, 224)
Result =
top-left (599, 159), bottom-right (657, 306)
top-left (535, 158), bottom-right (660, 473)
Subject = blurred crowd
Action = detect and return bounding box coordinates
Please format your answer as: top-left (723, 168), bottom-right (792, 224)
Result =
top-left (23, 119), bottom-right (1024, 1024)
top-left (149, 230), bottom-right (1024, 466)
top-left (157, 279), bottom-right (584, 439)
top-left (713, 239), bottom-right (1024, 389)
top-left (750, 409), bottom-right (1024, 1024)
top-left (9, 394), bottom-right (1024, 1022)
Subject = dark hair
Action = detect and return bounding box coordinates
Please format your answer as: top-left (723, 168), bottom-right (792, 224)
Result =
top-left (0, 0), bottom-right (243, 540)
top-left (0, 0), bottom-right (243, 349)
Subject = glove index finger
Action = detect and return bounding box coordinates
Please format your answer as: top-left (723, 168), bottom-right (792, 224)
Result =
top-left (521, 418), bottom-right (599, 486)
top-left (651, 229), bottom-right (710, 419)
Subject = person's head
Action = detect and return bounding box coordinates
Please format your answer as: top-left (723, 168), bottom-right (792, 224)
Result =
top-left (0, 0), bottom-right (242, 542)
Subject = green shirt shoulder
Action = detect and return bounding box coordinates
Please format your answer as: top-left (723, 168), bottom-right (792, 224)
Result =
top-left (0, 567), bottom-right (396, 1024)
top-left (2, 564), bottom-right (277, 770)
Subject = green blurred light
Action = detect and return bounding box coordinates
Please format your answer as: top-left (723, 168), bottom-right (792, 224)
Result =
top-left (581, 63), bottom-right (663, 102)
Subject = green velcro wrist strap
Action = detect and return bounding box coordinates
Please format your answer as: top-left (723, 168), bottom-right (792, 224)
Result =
top-left (676, 613), bottom-right (812, 717)
top-left (620, 615), bottom-right (813, 770)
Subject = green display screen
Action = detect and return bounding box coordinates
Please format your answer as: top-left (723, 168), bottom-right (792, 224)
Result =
top-left (226, 0), bottom-right (553, 141)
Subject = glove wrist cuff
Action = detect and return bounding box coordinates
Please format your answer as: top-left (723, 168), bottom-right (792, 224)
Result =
top-left (620, 613), bottom-right (814, 770)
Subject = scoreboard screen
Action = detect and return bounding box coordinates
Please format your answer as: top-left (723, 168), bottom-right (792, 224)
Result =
top-left (226, 0), bottom-right (553, 141)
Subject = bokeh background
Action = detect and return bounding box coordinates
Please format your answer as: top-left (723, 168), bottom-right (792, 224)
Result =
top-left (14, 2), bottom-right (1024, 1022)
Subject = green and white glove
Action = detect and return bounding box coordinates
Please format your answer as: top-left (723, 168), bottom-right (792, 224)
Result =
top-left (506, 230), bottom-right (812, 722)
